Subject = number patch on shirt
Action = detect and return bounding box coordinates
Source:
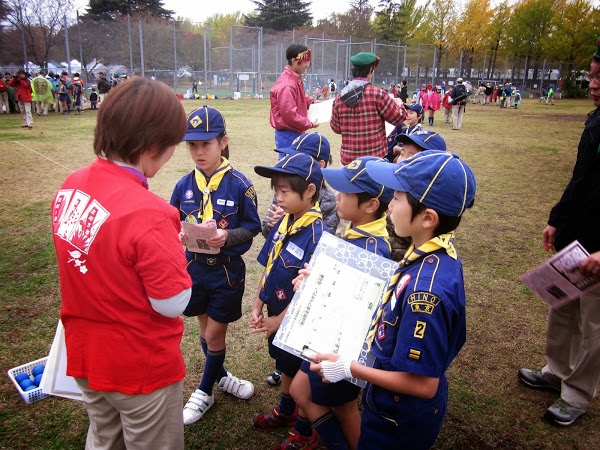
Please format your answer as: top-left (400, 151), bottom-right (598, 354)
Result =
top-left (414, 321), bottom-right (426, 339)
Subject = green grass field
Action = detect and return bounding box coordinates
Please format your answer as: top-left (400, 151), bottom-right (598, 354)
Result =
top-left (0, 96), bottom-right (598, 449)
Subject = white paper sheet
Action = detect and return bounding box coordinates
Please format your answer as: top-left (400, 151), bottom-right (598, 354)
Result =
top-left (307, 99), bottom-right (334, 124)
top-left (40, 320), bottom-right (82, 400)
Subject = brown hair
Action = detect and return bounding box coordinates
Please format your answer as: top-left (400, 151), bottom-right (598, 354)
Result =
top-left (93, 77), bottom-right (187, 165)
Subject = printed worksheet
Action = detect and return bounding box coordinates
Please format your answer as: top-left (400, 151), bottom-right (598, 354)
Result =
top-left (273, 232), bottom-right (397, 386)
top-left (181, 220), bottom-right (219, 254)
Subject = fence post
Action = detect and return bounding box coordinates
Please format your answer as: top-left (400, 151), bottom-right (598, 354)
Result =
top-left (203, 24), bottom-right (208, 97)
top-left (432, 45), bottom-right (437, 87)
top-left (64, 15), bottom-right (72, 75)
top-left (127, 15), bottom-right (133, 74)
top-left (173, 19), bottom-right (177, 90)
top-left (229, 25), bottom-right (233, 91)
top-left (138, 21), bottom-right (144, 77)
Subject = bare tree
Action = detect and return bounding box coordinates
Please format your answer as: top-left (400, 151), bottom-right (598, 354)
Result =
top-left (5, 0), bottom-right (73, 69)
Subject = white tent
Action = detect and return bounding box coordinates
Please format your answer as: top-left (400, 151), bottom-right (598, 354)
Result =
top-left (86, 59), bottom-right (108, 79)
top-left (61, 59), bottom-right (82, 74)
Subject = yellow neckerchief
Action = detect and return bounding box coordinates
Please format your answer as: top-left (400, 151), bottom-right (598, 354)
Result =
top-left (260, 203), bottom-right (322, 290)
top-left (193, 158), bottom-right (231, 223)
top-left (343, 214), bottom-right (389, 242)
top-left (365, 231), bottom-right (456, 349)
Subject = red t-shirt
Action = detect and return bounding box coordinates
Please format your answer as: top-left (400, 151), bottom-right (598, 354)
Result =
top-left (52, 158), bottom-right (192, 395)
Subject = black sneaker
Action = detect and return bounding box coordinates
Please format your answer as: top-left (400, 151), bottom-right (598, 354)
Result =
top-left (266, 369), bottom-right (282, 386)
top-left (517, 368), bottom-right (561, 393)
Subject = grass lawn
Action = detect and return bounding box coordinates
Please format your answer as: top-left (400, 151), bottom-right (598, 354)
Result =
top-left (0, 95), bottom-right (597, 449)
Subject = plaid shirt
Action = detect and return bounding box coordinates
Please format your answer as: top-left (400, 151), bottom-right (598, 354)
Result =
top-left (331, 83), bottom-right (406, 165)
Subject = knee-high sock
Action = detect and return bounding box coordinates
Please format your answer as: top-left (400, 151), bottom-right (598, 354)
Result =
top-left (199, 347), bottom-right (225, 395)
top-left (200, 336), bottom-right (227, 381)
top-left (279, 392), bottom-right (297, 417)
top-left (293, 414), bottom-right (313, 438)
top-left (313, 411), bottom-right (348, 449)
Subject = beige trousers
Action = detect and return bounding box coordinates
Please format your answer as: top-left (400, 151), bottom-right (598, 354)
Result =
top-left (76, 378), bottom-right (184, 450)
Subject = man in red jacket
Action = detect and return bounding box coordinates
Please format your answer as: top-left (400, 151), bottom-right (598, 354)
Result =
top-left (270, 44), bottom-right (318, 152)
top-left (9, 69), bottom-right (33, 129)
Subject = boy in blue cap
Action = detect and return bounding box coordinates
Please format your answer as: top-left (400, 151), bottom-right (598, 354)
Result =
top-left (386, 103), bottom-right (425, 162)
top-left (251, 153), bottom-right (330, 446)
top-left (387, 129), bottom-right (448, 261)
top-left (262, 132), bottom-right (339, 239)
top-left (310, 150), bottom-right (476, 449)
top-left (262, 132), bottom-right (340, 387)
top-left (288, 156), bottom-right (394, 449)
top-left (170, 106), bottom-right (262, 425)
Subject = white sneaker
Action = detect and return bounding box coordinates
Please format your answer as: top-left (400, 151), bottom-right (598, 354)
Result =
top-left (218, 372), bottom-right (255, 400)
top-left (183, 389), bottom-right (214, 425)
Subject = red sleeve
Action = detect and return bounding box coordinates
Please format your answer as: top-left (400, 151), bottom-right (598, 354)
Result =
top-left (134, 214), bottom-right (191, 299)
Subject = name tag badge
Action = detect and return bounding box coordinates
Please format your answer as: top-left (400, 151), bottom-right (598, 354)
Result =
top-left (226, 200), bottom-right (234, 206)
top-left (216, 199), bottom-right (226, 205)
top-left (286, 242), bottom-right (304, 260)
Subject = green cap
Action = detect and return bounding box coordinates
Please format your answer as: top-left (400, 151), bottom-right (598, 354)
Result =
top-left (350, 52), bottom-right (380, 68)
top-left (595, 36), bottom-right (600, 59)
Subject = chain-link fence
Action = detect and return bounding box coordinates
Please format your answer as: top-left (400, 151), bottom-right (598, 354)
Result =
top-left (2, 17), bottom-right (571, 98)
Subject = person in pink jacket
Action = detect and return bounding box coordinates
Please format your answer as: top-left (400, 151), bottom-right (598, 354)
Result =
top-left (424, 86), bottom-right (442, 126)
top-left (270, 44), bottom-right (318, 152)
top-left (9, 69), bottom-right (33, 129)
top-left (442, 90), bottom-right (453, 124)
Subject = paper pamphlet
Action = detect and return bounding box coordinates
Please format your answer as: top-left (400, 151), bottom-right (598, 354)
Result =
top-left (520, 240), bottom-right (600, 309)
top-left (181, 220), bottom-right (219, 254)
top-left (307, 99), bottom-right (334, 124)
top-left (40, 320), bottom-right (82, 400)
top-left (273, 232), bottom-right (398, 387)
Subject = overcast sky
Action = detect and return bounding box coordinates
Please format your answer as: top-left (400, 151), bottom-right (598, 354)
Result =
top-left (161, 0), bottom-right (356, 24)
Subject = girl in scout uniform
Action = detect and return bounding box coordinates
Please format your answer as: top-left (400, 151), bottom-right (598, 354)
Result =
top-left (170, 106), bottom-right (262, 426)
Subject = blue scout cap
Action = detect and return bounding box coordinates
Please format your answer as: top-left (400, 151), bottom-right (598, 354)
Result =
top-left (183, 106), bottom-right (226, 141)
top-left (395, 130), bottom-right (447, 151)
top-left (255, 153), bottom-right (323, 187)
top-left (275, 132), bottom-right (331, 163)
top-left (405, 103), bottom-right (424, 116)
top-left (365, 150), bottom-right (476, 217)
top-left (350, 52), bottom-right (380, 68)
top-left (322, 157), bottom-right (393, 203)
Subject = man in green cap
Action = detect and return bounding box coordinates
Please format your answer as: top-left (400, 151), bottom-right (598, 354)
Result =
top-left (518, 36), bottom-right (600, 427)
top-left (330, 52), bottom-right (406, 165)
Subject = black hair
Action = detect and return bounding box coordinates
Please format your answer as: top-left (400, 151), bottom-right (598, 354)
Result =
top-left (271, 173), bottom-right (320, 204)
top-left (351, 65), bottom-right (373, 79)
top-left (216, 133), bottom-right (229, 160)
top-left (356, 192), bottom-right (389, 218)
top-left (406, 192), bottom-right (465, 235)
top-left (286, 44), bottom-right (309, 65)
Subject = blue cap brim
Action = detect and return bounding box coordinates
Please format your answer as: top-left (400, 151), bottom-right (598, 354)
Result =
top-left (321, 168), bottom-right (364, 194)
top-left (183, 130), bottom-right (222, 141)
top-left (274, 147), bottom-right (302, 157)
top-left (365, 160), bottom-right (409, 192)
top-left (254, 165), bottom-right (290, 179)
